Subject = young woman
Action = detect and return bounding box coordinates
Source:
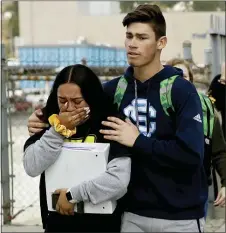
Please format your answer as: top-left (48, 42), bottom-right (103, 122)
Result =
top-left (23, 64), bottom-right (131, 232)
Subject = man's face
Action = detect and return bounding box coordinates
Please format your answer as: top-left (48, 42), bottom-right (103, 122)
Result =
top-left (125, 22), bottom-right (167, 67)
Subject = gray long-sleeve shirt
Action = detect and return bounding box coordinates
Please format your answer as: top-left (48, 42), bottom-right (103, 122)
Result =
top-left (23, 127), bottom-right (131, 204)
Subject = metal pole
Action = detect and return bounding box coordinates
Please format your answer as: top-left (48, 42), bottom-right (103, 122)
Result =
top-left (204, 48), bottom-right (212, 82)
top-left (209, 14), bottom-right (223, 80)
top-left (10, 23), bottom-right (14, 57)
top-left (210, 34), bottom-right (219, 80)
top-left (220, 35), bottom-right (225, 65)
top-left (10, 25), bottom-right (15, 58)
top-left (182, 40), bottom-right (192, 62)
top-left (1, 44), bottom-right (11, 224)
top-left (30, 1), bottom-right (34, 63)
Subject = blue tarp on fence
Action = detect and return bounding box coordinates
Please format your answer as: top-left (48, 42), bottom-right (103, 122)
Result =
top-left (18, 44), bottom-right (128, 67)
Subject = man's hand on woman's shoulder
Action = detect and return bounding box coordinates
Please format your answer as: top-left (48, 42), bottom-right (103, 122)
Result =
top-left (27, 109), bottom-right (49, 136)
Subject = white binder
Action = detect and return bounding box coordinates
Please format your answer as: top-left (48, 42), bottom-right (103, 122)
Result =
top-left (45, 142), bottom-right (117, 214)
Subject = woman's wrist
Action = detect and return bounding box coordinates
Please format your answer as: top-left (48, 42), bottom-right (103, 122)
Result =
top-left (48, 114), bottom-right (76, 138)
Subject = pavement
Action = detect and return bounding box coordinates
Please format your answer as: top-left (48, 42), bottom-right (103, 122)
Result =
top-left (2, 225), bottom-right (43, 232)
top-left (2, 221), bottom-right (225, 232)
top-left (1, 198), bottom-right (225, 232)
top-left (2, 213), bottom-right (225, 232)
top-left (205, 218), bottom-right (225, 232)
top-left (204, 204), bottom-right (225, 232)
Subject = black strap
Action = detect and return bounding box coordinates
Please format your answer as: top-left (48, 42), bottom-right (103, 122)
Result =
top-left (82, 127), bottom-right (91, 143)
top-left (77, 202), bottom-right (84, 213)
top-left (203, 97), bottom-right (212, 138)
top-left (196, 219), bottom-right (202, 233)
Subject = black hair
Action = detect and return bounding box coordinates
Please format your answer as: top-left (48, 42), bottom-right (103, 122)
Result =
top-left (42, 64), bottom-right (113, 124)
top-left (208, 74), bottom-right (225, 112)
top-left (122, 4), bottom-right (166, 40)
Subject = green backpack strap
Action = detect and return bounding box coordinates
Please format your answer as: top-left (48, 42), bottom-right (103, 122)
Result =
top-left (114, 75), bottom-right (128, 110)
top-left (198, 93), bottom-right (214, 138)
top-left (160, 75), bottom-right (178, 116)
top-left (203, 95), bottom-right (214, 139)
top-left (160, 76), bottom-right (214, 139)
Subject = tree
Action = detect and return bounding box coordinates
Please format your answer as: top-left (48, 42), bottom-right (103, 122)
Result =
top-left (119, 1), bottom-right (179, 13)
top-left (2, 1), bottom-right (19, 57)
top-left (3, 1), bottom-right (19, 37)
top-left (192, 1), bottom-right (225, 11)
top-left (120, 1), bottom-right (141, 13)
top-left (119, 1), bottom-right (225, 12)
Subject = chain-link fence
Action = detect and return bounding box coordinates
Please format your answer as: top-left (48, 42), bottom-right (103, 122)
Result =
top-left (1, 46), bottom-right (41, 226)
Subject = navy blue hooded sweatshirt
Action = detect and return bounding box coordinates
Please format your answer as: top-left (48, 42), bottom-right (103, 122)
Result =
top-left (103, 65), bottom-right (208, 220)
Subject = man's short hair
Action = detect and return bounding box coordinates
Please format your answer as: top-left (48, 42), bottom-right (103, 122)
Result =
top-left (122, 4), bottom-right (166, 40)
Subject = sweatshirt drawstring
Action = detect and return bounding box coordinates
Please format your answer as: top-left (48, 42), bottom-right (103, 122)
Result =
top-left (134, 80), bottom-right (151, 136)
top-left (134, 80), bottom-right (140, 130)
top-left (146, 82), bottom-right (150, 136)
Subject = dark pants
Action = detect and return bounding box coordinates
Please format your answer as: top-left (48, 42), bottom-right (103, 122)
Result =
top-left (45, 211), bottom-right (121, 232)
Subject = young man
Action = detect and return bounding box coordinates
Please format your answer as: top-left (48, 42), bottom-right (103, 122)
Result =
top-left (166, 58), bottom-right (226, 210)
top-left (27, 4), bottom-right (207, 232)
top-left (100, 4), bottom-right (206, 232)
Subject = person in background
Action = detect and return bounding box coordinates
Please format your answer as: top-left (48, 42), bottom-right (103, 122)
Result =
top-left (208, 62), bottom-right (226, 137)
top-left (167, 58), bottom-right (226, 212)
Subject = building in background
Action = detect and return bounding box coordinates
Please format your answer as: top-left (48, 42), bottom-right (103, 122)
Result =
top-left (18, 1), bottom-right (225, 65)
top-left (78, 1), bottom-right (120, 15)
